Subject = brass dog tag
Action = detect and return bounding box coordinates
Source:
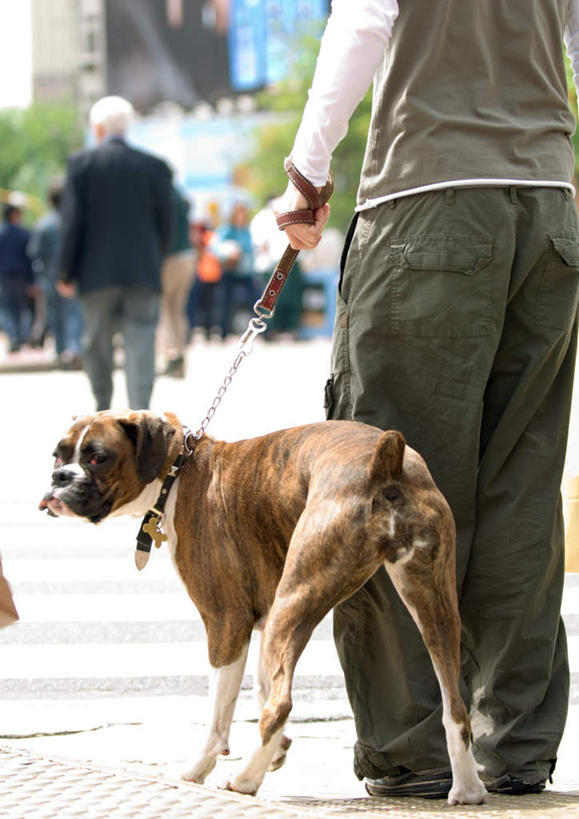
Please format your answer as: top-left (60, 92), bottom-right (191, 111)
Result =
top-left (135, 515), bottom-right (168, 571)
top-left (142, 517), bottom-right (168, 549)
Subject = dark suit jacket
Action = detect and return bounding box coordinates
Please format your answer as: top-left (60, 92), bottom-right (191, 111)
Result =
top-left (0, 222), bottom-right (33, 283)
top-left (60, 137), bottom-right (172, 294)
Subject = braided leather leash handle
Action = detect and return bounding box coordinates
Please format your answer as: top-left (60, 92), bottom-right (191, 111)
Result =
top-left (254, 162), bottom-right (333, 316)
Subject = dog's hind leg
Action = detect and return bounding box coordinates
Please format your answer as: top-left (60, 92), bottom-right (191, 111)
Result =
top-left (225, 610), bottom-right (306, 794)
top-left (180, 642), bottom-right (249, 784)
top-left (226, 524), bottom-right (373, 796)
top-left (255, 629), bottom-right (292, 772)
top-left (226, 580), bottom-right (334, 793)
top-left (384, 555), bottom-right (487, 806)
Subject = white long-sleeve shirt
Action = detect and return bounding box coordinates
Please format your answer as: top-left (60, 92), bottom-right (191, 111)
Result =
top-left (288, 0), bottom-right (579, 207)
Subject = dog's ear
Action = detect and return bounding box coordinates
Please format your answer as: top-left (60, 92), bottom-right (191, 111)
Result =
top-left (118, 413), bottom-right (176, 483)
top-left (368, 429), bottom-right (406, 486)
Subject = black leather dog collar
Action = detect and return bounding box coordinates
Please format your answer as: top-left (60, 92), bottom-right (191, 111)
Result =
top-left (135, 429), bottom-right (192, 570)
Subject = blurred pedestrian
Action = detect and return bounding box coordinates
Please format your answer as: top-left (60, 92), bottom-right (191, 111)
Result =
top-left (188, 220), bottom-right (223, 340)
top-left (58, 95), bottom-right (172, 410)
top-left (158, 185), bottom-right (196, 378)
top-left (212, 202), bottom-right (259, 340)
top-left (27, 181), bottom-right (83, 368)
top-left (250, 195), bottom-right (304, 338)
top-left (0, 204), bottom-right (34, 353)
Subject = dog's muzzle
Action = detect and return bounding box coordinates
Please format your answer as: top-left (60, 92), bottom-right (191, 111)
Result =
top-left (39, 463), bottom-right (111, 522)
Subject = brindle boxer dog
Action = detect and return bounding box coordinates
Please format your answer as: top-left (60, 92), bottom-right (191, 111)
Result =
top-left (39, 410), bottom-right (486, 805)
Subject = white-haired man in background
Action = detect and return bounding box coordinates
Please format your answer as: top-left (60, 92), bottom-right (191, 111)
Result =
top-left (58, 95), bottom-right (172, 410)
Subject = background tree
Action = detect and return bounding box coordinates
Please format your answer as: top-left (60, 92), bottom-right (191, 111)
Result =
top-left (0, 104), bottom-right (83, 218)
top-left (241, 35), bottom-right (372, 232)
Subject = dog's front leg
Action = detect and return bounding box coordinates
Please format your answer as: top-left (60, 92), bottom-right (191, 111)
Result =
top-left (180, 643), bottom-right (249, 784)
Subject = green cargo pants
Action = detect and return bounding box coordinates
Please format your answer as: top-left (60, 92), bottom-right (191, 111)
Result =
top-left (327, 187), bottom-right (579, 785)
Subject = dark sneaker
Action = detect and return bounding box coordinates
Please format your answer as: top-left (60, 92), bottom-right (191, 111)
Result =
top-left (484, 774), bottom-right (546, 795)
top-left (365, 767), bottom-right (453, 799)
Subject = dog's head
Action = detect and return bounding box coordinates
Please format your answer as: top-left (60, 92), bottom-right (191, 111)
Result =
top-left (39, 410), bottom-right (179, 523)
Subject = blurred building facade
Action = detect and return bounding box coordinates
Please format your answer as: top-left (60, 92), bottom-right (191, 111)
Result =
top-left (31, 0), bottom-right (105, 114)
top-left (29, 0), bottom-right (338, 339)
top-left (30, 0), bottom-right (330, 218)
top-left (31, 0), bottom-right (328, 116)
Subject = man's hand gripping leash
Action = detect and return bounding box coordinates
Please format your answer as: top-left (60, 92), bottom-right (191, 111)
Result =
top-left (275, 160), bottom-right (333, 251)
top-left (256, 162), bottom-right (333, 318)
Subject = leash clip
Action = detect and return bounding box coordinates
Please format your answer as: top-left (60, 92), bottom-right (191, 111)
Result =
top-left (240, 315), bottom-right (268, 353)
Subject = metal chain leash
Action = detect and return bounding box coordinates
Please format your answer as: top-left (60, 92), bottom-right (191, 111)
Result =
top-left (191, 313), bottom-right (270, 440)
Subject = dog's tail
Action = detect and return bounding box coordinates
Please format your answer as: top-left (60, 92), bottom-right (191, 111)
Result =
top-left (367, 429), bottom-right (406, 489)
top-left (366, 430), bottom-right (407, 557)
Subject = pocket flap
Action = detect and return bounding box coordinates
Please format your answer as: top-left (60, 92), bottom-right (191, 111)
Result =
top-left (550, 236), bottom-right (579, 269)
top-left (391, 235), bottom-right (492, 276)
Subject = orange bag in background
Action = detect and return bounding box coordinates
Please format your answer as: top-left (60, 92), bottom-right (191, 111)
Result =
top-left (197, 230), bottom-right (222, 283)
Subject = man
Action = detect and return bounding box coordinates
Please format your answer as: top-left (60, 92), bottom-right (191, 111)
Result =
top-left (277, 0), bottom-right (579, 800)
top-left (28, 181), bottom-right (83, 368)
top-left (0, 204), bottom-right (34, 353)
top-left (59, 95), bottom-right (172, 410)
top-left (157, 184), bottom-right (195, 379)
top-left (212, 202), bottom-right (259, 340)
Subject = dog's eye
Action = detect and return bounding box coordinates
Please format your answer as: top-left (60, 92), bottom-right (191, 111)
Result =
top-left (88, 454), bottom-right (106, 466)
top-left (54, 456), bottom-right (64, 467)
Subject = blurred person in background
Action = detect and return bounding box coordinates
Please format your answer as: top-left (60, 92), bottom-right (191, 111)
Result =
top-left (251, 194), bottom-right (304, 339)
top-left (58, 95), bottom-right (172, 411)
top-left (28, 180), bottom-right (83, 369)
top-left (158, 184), bottom-right (196, 378)
top-left (212, 201), bottom-right (259, 340)
top-left (0, 204), bottom-right (34, 354)
top-left (188, 219), bottom-right (223, 340)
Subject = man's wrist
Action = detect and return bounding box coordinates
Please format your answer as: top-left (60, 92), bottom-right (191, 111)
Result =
top-left (284, 154), bottom-right (329, 190)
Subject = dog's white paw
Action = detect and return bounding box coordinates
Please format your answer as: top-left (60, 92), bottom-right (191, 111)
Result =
top-left (179, 758), bottom-right (217, 785)
top-left (224, 776), bottom-right (259, 796)
top-left (447, 779), bottom-right (487, 805)
top-left (179, 742), bottom-right (231, 785)
top-left (179, 768), bottom-right (205, 785)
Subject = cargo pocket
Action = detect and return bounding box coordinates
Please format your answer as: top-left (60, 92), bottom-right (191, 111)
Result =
top-left (385, 235), bottom-right (493, 338)
top-left (537, 236), bottom-right (579, 331)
